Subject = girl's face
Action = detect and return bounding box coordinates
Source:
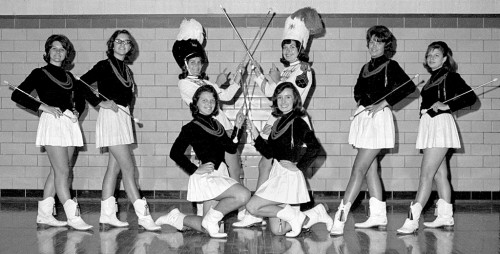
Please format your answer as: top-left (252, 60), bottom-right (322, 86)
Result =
top-left (197, 91), bottom-right (216, 116)
top-left (426, 48), bottom-right (447, 71)
top-left (282, 41), bottom-right (299, 63)
top-left (48, 41), bottom-right (67, 66)
top-left (368, 35), bottom-right (385, 58)
top-left (186, 57), bottom-right (203, 76)
top-left (113, 33), bottom-right (132, 60)
top-left (277, 88), bottom-right (295, 114)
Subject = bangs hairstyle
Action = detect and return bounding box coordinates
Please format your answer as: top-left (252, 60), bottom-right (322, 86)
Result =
top-left (423, 41), bottom-right (457, 73)
top-left (271, 82), bottom-right (306, 117)
top-left (106, 30), bottom-right (137, 60)
top-left (366, 25), bottom-right (397, 59)
top-left (189, 85), bottom-right (220, 117)
top-left (43, 34), bottom-right (75, 69)
top-left (280, 39), bottom-right (310, 67)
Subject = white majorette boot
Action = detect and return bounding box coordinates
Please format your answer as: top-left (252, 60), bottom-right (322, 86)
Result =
top-left (133, 197), bottom-right (161, 231)
top-left (155, 208), bottom-right (186, 231)
top-left (99, 196), bottom-right (129, 229)
top-left (237, 209), bottom-right (246, 221)
top-left (63, 198), bottom-right (93, 230)
top-left (232, 210), bottom-right (264, 228)
top-left (330, 199), bottom-right (352, 236)
top-left (201, 207), bottom-right (227, 238)
top-left (302, 203), bottom-right (333, 230)
top-left (423, 199), bottom-right (454, 228)
top-left (37, 197), bottom-right (67, 228)
top-left (197, 203), bottom-right (204, 216)
top-left (354, 197), bottom-right (388, 228)
top-left (276, 204), bottom-right (307, 237)
top-left (397, 202), bottom-right (423, 235)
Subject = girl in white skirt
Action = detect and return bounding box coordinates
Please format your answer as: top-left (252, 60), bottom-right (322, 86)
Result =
top-left (242, 82), bottom-right (331, 238)
top-left (331, 26), bottom-right (416, 235)
top-left (397, 41), bottom-right (477, 234)
top-left (11, 34), bottom-right (93, 230)
top-left (80, 30), bottom-right (159, 231)
top-left (156, 85), bottom-right (250, 238)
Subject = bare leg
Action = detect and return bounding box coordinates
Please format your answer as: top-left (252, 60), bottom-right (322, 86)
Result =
top-left (414, 148), bottom-right (448, 205)
top-left (43, 147), bottom-right (75, 199)
top-left (433, 159), bottom-right (452, 203)
top-left (365, 159), bottom-right (384, 200)
top-left (225, 152), bottom-right (242, 182)
top-left (101, 152), bottom-right (121, 200)
top-left (256, 157), bottom-right (272, 190)
top-left (44, 146), bottom-right (74, 204)
top-left (344, 148), bottom-right (381, 203)
top-left (106, 145), bottom-right (140, 203)
top-left (245, 196), bottom-right (292, 235)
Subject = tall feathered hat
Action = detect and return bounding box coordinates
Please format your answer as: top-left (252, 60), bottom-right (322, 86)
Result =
top-left (282, 7), bottom-right (323, 48)
top-left (172, 19), bottom-right (206, 69)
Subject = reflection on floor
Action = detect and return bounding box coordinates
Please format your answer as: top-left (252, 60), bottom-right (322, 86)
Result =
top-left (0, 200), bottom-right (498, 254)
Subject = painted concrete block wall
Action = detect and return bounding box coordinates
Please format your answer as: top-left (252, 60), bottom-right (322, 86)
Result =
top-left (0, 1), bottom-right (499, 197)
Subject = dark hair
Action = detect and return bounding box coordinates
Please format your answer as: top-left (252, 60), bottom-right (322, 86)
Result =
top-left (189, 85), bottom-right (220, 117)
top-left (43, 34), bottom-right (75, 69)
top-left (279, 39), bottom-right (309, 66)
top-left (423, 41), bottom-right (457, 73)
top-left (178, 55), bottom-right (207, 80)
top-left (366, 25), bottom-right (397, 59)
top-left (106, 30), bottom-right (136, 60)
top-left (271, 82), bottom-right (306, 117)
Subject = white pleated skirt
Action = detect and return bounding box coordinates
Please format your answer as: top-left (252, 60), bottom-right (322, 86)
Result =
top-left (36, 110), bottom-right (83, 147)
top-left (96, 106), bottom-right (134, 148)
top-left (254, 159), bottom-right (310, 204)
top-left (187, 163), bottom-right (238, 202)
top-left (416, 113), bottom-right (461, 149)
top-left (348, 106), bottom-right (395, 149)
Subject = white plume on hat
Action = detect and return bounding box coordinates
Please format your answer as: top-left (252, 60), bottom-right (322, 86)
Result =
top-left (176, 19), bottom-right (204, 44)
top-left (282, 7), bottom-right (323, 47)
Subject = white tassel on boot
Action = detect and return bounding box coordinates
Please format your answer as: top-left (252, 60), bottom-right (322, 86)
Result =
top-left (133, 198), bottom-right (161, 231)
top-left (330, 199), bottom-right (352, 236)
top-left (302, 203), bottom-right (333, 230)
top-left (155, 208), bottom-right (186, 231)
top-left (354, 197), bottom-right (387, 228)
top-left (37, 197), bottom-right (67, 228)
top-left (423, 199), bottom-right (454, 228)
top-left (63, 198), bottom-right (93, 230)
top-left (276, 204), bottom-right (307, 237)
top-left (397, 202), bottom-right (422, 235)
top-left (99, 196), bottom-right (129, 229)
top-left (232, 210), bottom-right (264, 228)
top-left (201, 207), bottom-right (227, 238)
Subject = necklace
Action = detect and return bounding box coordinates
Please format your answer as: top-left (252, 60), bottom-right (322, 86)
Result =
top-left (193, 117), bottom-right (225, 137)
top-left (270, 112), bottom-right (295, 140)
top-left (108, 59), bottom-right (133, 88)
top-left (42, 68), bottom-right (73, 89)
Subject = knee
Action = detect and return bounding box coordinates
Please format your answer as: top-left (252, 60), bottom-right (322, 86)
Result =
top-left (269, 223), bottom-right (285, 236)
top-left (234, 188), bottom-right (251, 205)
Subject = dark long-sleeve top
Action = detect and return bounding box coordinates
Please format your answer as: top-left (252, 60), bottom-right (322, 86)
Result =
top-left (354, 55), bottom-right (416, 107)
top-left (253, 111), bottom-right (320, 172)
top-left (79, 56), bottom-right (134, 107)
top-left (420, 68), bottom-right (477, 116)
top-left (169, 114), bottom-right (242, 175)
top-left (11, 64), bottom-right (90, 116)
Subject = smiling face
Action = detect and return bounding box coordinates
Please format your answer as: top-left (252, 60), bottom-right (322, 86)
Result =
top-left (282, 40), bottom-right (299, 63)
top-left (368, 35), bottom-right (385, 58)
top-left (196, 91), bottom-right (216, 116)
top-left (426, 48), bottom-right (447, 71)
top-left (48, 41), bottom-right (67, 67)
top-left (277, 88), bottom-right (295, 114)
top-left (113, 33), bottom-right (132, 60)
top-left (186, 56), bottom-right (203, 76)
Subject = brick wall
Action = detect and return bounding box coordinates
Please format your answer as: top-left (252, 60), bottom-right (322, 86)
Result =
top-left (0, 11), bottom-right (499, 200)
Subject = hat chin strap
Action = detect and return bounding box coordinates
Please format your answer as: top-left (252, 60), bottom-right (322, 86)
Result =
top-left (184, 59), bottom-right (193, 76)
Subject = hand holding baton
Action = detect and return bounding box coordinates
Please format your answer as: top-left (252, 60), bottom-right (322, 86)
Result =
top-left (5, 81), bottom-right (78, 123)
top-left (74, 76), bottom-right (142, 126)
top-left (349, 74), bottom-right (420, 120)
top-left (421, 78), bottom-right (498, 115)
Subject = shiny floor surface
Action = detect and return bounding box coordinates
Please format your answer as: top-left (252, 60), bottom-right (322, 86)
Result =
top-left (0, 200), bottom-right (498, 254)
